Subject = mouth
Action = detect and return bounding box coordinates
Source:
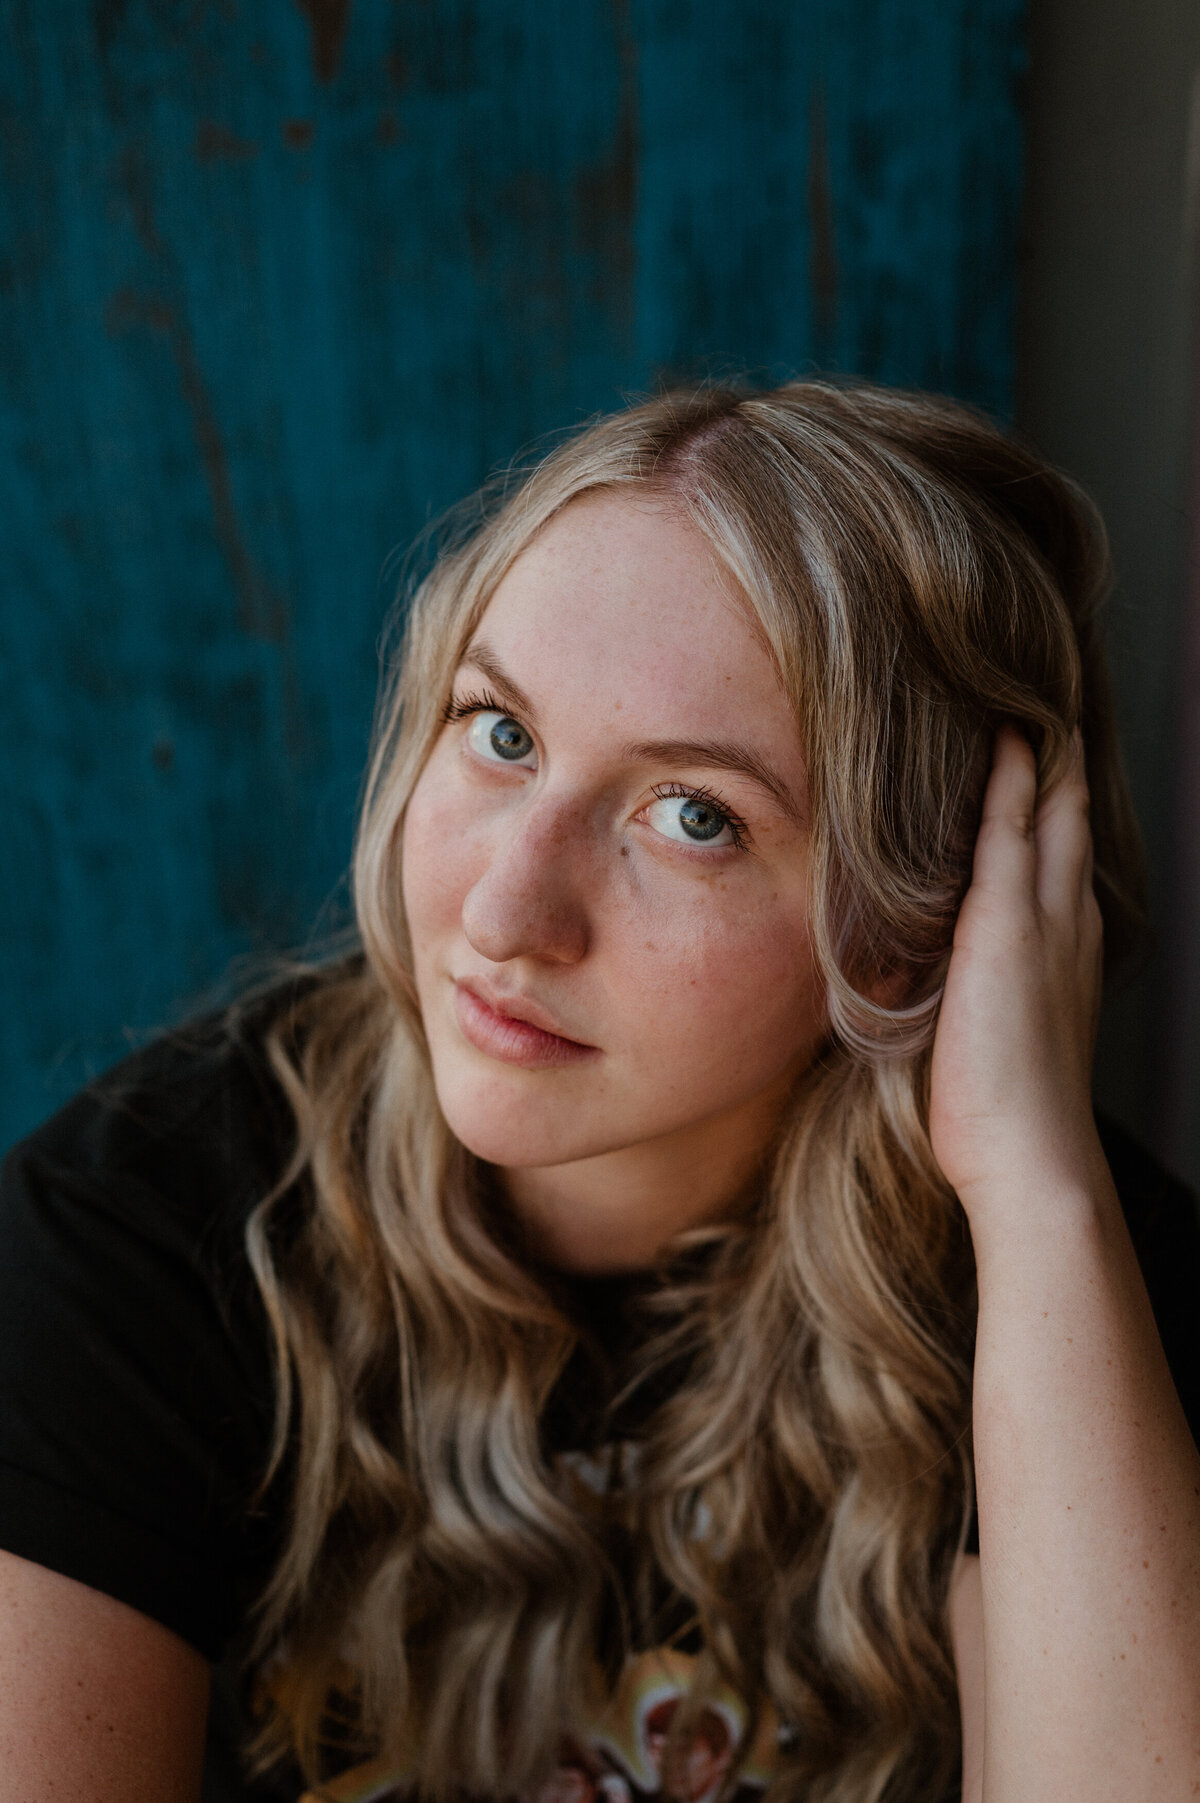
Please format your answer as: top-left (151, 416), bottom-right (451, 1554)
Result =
top-left (452, 979), bottom-right (600, 1070)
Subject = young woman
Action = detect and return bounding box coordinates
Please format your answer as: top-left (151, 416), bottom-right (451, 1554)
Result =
top-left (0, 381), bottom-right (1197, 1803)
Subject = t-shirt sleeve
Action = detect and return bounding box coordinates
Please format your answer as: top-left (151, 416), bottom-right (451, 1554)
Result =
top-left (0, 1022), bottom-right (291, 1661)
top-left (1098, 1113), bottom-right (1200, 1445)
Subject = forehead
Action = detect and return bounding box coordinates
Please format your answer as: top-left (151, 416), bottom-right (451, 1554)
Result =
top-left (473, 490), bottom-right (796, 749)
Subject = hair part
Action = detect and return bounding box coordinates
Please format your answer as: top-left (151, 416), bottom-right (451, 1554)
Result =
top-left (242, 378), bottom-right (1145, 1802)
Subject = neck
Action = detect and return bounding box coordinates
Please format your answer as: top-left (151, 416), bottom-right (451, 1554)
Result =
top-left (499, 1079), bottom-right (794, 1274)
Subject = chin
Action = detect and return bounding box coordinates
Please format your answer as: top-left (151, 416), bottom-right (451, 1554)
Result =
top-left (433, 1084), bottom-right (619, 1169)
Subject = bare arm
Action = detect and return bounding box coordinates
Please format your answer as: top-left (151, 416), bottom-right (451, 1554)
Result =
top-left (969, 1167), bottom-right (1200, 1798)
top-left (931, 727), bottom-right (1200, 1801)
top-left (0, 1548), bottom-right (210, 1802)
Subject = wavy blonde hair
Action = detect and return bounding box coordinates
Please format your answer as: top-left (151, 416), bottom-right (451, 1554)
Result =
top-left (244, 381), bottom-right (1145, 1802)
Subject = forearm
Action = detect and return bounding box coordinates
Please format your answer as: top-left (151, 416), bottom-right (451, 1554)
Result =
top-left (970, 1157), bottom-right (1200, 1801)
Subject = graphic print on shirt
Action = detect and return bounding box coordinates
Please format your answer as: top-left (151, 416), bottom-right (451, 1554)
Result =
top-left (294, 1446), bottom-right (784, 1803)
top-left (298, 1644), bottom-right (781, 1803)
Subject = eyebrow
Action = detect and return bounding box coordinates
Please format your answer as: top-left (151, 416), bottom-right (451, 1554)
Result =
top-left (460, 639), bottom-right (536, 720)
top-left (622, 736), bottom-right (805, 824)
top-left (458, 638), bottom-right (805, 825)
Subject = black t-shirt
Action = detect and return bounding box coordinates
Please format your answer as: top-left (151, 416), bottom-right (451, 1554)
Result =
top-left (1, 987), bottom-right (1199, 1801)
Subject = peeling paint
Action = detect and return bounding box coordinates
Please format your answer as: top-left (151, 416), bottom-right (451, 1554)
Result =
top-left (194, 120), bottom-right (259, 163)
top-left (294, 0), bottom-right (354, 83)
top-left (105, 287), bottom-right (288, 643)
top-left (573, 0), bottom-right (638, 319)
top-left (108, 147), bottom-right (290, 643)
top-left (807, 86), bottom-right (838, 360)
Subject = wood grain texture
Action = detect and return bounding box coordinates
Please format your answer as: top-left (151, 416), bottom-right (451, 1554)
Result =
top-left (0, 0), bottom-right (1026, 1147)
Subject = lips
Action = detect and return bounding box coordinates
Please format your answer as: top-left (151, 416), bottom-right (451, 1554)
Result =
top-left (452, 979), bottom-right (599, 1070)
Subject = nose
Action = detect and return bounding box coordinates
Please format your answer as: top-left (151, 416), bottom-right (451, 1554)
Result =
top-left (459, 794), bottom-right (591, 966)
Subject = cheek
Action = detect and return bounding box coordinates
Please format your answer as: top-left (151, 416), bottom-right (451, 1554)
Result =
top-left (613, 883), bottom-right (822, 1075)
top-left (400, 758), bottom-right (479, 950)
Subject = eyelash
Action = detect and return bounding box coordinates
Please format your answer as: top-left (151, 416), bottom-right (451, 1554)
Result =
top-left (442, 686), bottom-right (507, 724)
top-left (443, 690), bottom-right (750, 853)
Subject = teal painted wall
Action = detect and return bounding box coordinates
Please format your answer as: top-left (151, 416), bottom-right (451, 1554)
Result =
top-left (0, 0), bottom-right (1026, 1148)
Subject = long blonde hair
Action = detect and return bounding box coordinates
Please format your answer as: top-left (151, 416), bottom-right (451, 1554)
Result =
top-left (244, 381), bottom-right (1145, 1802)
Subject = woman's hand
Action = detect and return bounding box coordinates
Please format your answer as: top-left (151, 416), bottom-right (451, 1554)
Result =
top-left (935, 725), bottom-right (1200, 1803)
top-left (928, 724), bottom-right (1106, 1225)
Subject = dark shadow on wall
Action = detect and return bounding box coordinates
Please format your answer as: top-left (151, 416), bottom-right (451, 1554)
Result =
top-left (1016, 0), bottom-right (1200, 1187)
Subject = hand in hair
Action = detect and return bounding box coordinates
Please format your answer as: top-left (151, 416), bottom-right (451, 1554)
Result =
top-left (928, 722), bottom-right (1105, 1225)
top-left (929, 722), bottom-right (1200, 1799)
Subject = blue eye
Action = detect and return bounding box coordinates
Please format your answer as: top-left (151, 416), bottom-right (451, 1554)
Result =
top-left (645, 788), bottom-right (740, 848)
top-left (465, 709), bottom-right (537, 766)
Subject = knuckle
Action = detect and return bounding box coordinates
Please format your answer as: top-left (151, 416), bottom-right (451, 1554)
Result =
top-left (985, 806), bottom-right (1034, 841)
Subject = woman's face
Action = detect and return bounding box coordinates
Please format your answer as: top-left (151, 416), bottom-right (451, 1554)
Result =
top-left (402, 489), bottom-right (826, 1263)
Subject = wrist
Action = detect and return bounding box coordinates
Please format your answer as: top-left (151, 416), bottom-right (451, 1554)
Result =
top-left (956, 1129), bottom-right (1117, 1265)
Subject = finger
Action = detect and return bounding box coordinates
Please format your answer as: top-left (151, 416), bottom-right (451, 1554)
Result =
top-left (1034, 728), bottom-right (1093, 917)
top-left (970, 724), bottom-right (1038, 898)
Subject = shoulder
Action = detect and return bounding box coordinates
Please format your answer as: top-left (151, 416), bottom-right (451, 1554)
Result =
top-left (0, 960), bottom-right (349, 1661)
top-left (0, 978), bottom-right (299, 1386)
top-left (0, 957), bottom-right (370, 1259)
top-left (5, 971), bottom-right (307, 1220)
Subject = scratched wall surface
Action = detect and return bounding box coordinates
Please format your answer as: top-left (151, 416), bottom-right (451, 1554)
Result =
top-left (0, 0), bottom-right (1026, 1148)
